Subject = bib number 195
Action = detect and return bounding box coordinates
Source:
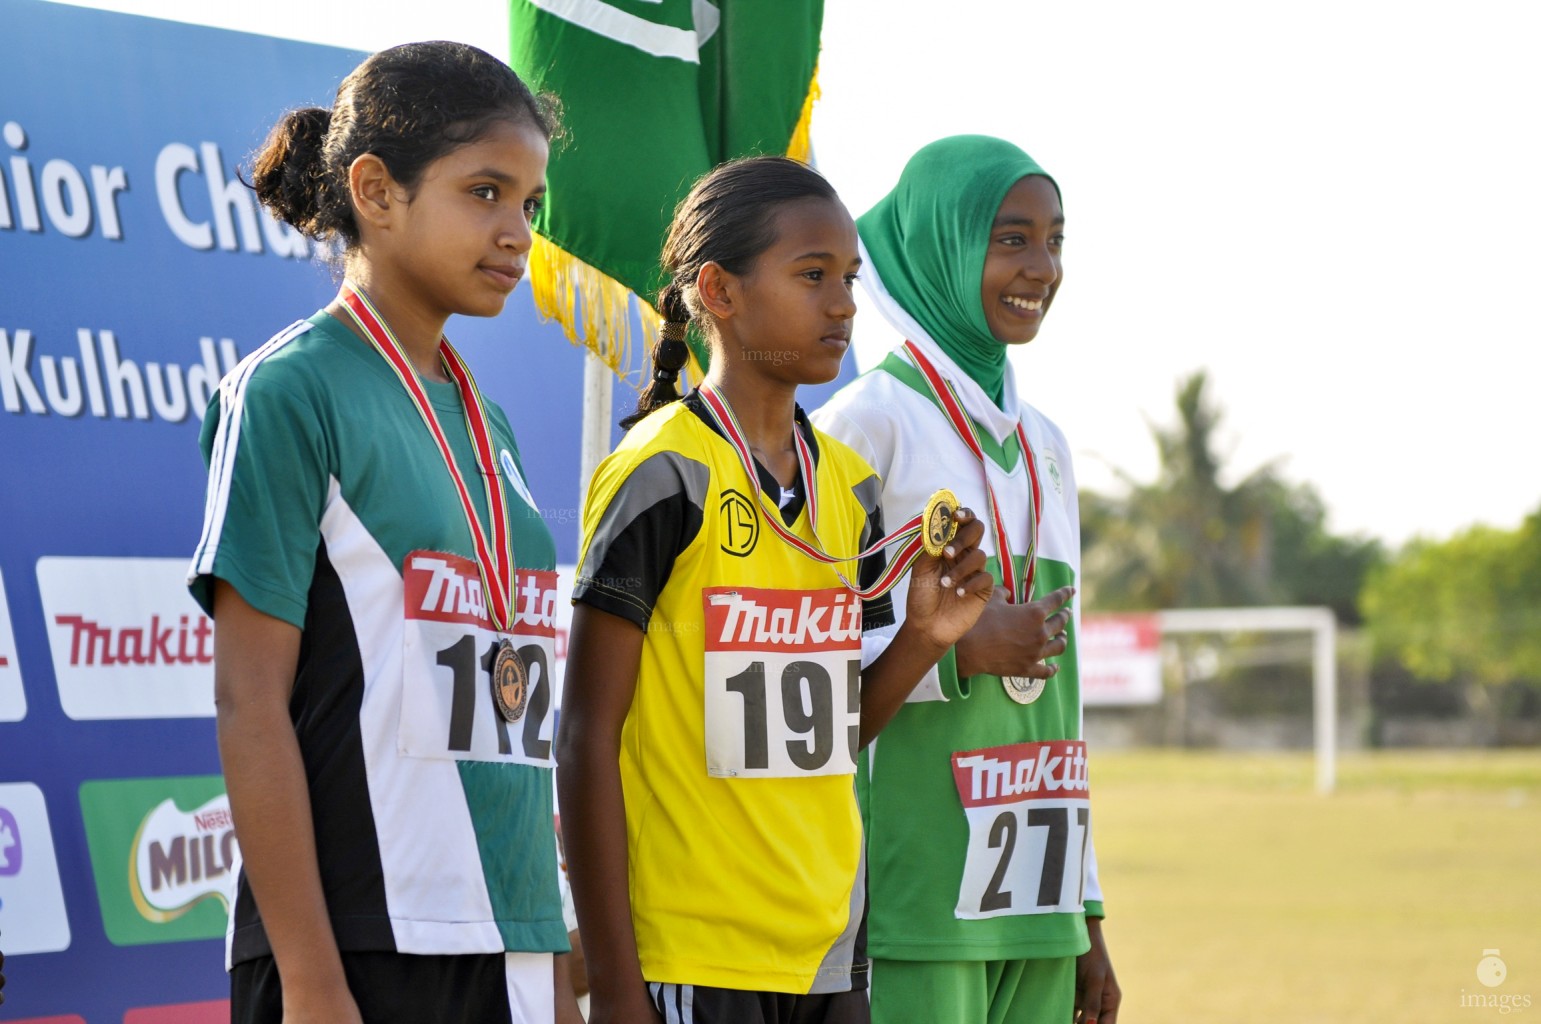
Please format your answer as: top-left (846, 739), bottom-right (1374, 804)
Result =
top-left (707, 655), bottom-right (860, 777)
top-left (701, 586), bottom-right (864, 780)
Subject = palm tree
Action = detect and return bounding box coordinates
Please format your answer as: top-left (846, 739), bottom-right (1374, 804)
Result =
top-left (1082, 372), bottom-right (1278, 610)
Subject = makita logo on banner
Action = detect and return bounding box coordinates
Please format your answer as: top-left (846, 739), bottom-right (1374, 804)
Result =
top-left (951, 740), bottom-right (1090, 808)
top-left (405, 552), bottom-right (557, 634)
top-left (53, 613), bottom-right (212, 667)
top-left (38, 557), bottom-right (215, 720)
top-left (703, 586), bottom-right (862, 653)
top-left (132, 795), bottom-right (237, 923)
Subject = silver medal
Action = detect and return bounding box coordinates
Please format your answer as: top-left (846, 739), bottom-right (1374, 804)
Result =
top-left (1002, 674), bottom-right (1046, 705)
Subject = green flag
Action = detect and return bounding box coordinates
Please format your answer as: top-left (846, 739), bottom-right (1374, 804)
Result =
top-left (510, 0), bottom-right (824, 376)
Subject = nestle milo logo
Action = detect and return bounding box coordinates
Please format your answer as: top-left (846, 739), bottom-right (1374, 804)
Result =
top-left (80, 775), bottom-right (237, 945)
top-left (130, 795), bottom-right (237, 923)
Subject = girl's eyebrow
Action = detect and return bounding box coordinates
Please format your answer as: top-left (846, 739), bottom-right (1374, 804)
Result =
top-left (790, 251), bottom-right (863, 266)
top-left (465, 170), bottom-right (548, 195)
top-left (992, 214), bottom-right (1067, 229)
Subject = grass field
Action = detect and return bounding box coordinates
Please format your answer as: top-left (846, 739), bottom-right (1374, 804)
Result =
top-left (1091, 750), bottom-right (1541, 1023)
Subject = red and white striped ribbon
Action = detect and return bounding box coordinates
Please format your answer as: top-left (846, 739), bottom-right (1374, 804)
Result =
top-left (901, 341), bottom-right (1042, 604)
top-left (339, 284), bottom-right (518, 631)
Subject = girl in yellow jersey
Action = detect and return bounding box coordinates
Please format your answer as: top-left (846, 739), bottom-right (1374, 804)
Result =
top-left (557, 156), bottom-right (994, 1024)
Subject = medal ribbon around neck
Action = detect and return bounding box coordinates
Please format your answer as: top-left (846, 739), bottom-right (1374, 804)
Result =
top-left (339, 284), bottom-right (518, 633)
top-left (697, 385), bottom-right (941, 601)
top-left (902, 340), bottom-right (1042, 604)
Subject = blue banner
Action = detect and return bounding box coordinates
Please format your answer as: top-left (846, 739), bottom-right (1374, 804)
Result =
top-left (0, 3), bottom-right (857, 1017)
top-left (0, 2), bottom-right (594, 1017)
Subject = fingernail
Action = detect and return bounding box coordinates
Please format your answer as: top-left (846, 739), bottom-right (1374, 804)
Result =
top-left (956, 587), bottom-right (965, 597)
top-left (940, 575), bottom-right (953, 588)
top-left (944, 545), bottom-right (955, 558)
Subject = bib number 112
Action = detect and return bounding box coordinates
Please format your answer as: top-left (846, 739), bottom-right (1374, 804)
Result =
top-left (435, 635), bottom-right (551, 760)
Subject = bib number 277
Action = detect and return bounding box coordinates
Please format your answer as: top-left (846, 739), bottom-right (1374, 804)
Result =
top-left (951, 740), bottom-right (1091, 918)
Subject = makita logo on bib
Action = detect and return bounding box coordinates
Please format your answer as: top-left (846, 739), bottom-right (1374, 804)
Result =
top-left (703, 586), bottom-right (862, 653)
top-left (406, 551), bottom-right (557, 634)
top-left (952, 740), bottom-right (1090, 808)
top-left (38, 557), bottom-right (216, 720)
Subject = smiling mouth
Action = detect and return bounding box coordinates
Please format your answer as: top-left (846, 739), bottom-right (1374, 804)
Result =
top-left (1003, 296), bottom-right (1044, 312)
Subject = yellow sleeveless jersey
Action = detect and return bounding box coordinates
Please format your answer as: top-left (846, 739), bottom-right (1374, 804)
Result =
top-left (574, 396), bottom-right (891, 994)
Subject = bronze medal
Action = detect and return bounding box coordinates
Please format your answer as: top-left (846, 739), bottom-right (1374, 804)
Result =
top-left (491, 638), bottom-right (529, 723)
top-left (1002, 674), bottom-right (1047, 705)
top-left (922, 488), bottom-right (961, 557)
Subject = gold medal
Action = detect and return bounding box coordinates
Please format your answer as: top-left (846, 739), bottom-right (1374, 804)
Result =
top-left (922, 489), bottom-right (961, 557)
top-left (491, 639), bottom-right (529, 723)
top-left (1002, 674), bottom-right (1047, 705)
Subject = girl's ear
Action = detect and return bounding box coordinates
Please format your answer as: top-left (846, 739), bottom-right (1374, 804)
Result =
top-left (696, 262), bottom-right (737, 321)
top-left (349, 153), bottom-right (397, 231)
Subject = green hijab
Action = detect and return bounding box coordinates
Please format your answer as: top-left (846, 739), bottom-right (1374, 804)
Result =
top-left (858, 135), bottom-right (1059, 406)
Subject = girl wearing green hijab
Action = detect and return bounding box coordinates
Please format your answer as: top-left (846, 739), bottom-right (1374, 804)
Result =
top-left (813, 136), bottom-right (1121, 1024)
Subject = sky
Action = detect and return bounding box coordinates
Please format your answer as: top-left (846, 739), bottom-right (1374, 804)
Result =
top-left (52, 0), bottom-right (1541, 545)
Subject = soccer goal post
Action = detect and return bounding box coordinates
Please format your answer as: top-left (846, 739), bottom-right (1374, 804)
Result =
top-left (1156, 607), bottom-right (1339, 795)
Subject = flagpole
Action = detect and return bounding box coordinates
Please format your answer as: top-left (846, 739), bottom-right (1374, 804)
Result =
top-left (578, 347), bottom-right (613, 515)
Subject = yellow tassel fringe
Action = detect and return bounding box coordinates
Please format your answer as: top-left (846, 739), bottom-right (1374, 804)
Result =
top-left (787, 65), bottom-right (821, 164)
top-left (528, 234), bottom-right (650, 386)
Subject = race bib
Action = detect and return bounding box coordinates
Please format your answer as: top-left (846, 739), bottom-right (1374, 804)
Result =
top-left (400, 551), bottom-right (557, 768)
top-left (702, 586), bottom-right (862, 779)
top-left (951, 740), bottom-right (1090, 919)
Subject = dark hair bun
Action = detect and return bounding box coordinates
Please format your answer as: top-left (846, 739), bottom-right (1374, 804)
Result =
top-left (250, 107), bottom-right (332, 236)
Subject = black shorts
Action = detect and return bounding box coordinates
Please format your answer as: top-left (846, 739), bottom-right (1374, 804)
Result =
top-left (647, 981), bottom-right (868, 1024)
top-left (232, 950), bottom-right (553, 1024)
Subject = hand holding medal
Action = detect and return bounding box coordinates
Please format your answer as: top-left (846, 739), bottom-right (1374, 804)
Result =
top-left (902, 502), bottom-right (996, 653)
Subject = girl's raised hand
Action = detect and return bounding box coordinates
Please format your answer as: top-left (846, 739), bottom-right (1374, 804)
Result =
top-left (904, 507), bottom-right (993, 649)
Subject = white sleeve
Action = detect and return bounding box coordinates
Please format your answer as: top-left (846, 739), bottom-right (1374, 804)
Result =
top-left (858, 620), bottom-right (948, 702)
top-left (1083, 830), bottom-right (1105, 909)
